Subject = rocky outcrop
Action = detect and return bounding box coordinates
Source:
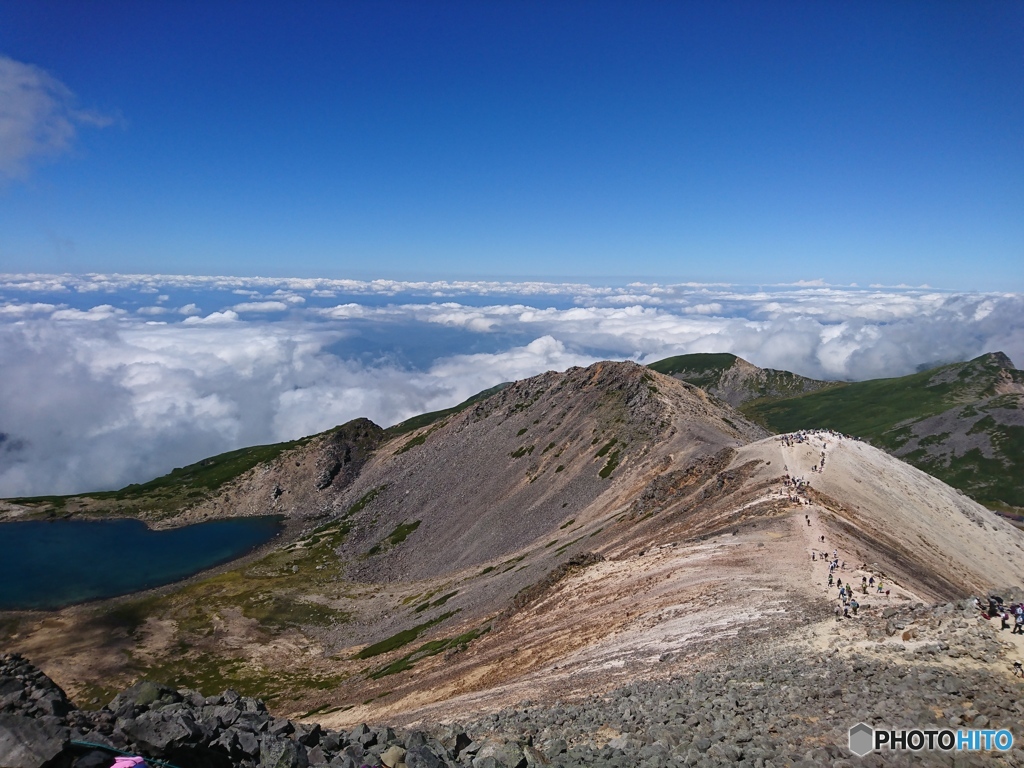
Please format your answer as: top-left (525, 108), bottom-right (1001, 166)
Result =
top-left (1, 654), bottom-right (466, 768)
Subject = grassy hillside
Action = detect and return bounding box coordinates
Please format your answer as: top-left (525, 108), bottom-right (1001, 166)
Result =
top-left (742, 352), bottom-right (1024, 509)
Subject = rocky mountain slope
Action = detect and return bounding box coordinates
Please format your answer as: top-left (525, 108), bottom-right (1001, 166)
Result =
top-left (3, 360), bottom-right (1024, 767)
top-left (647, 352), bottom-right (836, 407)
top-left (656, 351), bottom-right (1024, 512)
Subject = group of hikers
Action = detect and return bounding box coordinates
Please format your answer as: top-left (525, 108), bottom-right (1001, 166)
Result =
top-left (806, 519), bottom-right (892, 621)
top-left (778, 428), bottom-right (863, 475)
top-left (975, 595), bottom-right (1024, 634)
top-left (777, 430), bottom-right (885, 621)
top-left (829, 560), bottom-right (890, 619)
top-left (778, 428), bottom-right (859, 449)
top-left (781, 474), bottom-right (812, 505)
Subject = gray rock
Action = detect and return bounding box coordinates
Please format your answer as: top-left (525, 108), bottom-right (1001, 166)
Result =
top-left (109, 680), bottom-right (182, 714)
top-left (261, 734), bottom-right (310, 768)
top-left (119, 710), bottom-right (201, 752)
top-left (544, 737), bottom-right (567, 758)
top-left (236, 729), bottom-right (260, 757)
top-left (0, 714), bottom-right (68, 768)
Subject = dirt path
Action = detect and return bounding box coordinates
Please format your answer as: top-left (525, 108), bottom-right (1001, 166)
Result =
top-left (777, 432), bottom-right (926, 617)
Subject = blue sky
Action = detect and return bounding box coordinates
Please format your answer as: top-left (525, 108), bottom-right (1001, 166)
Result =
top-left (2, 1), bottom-right (1022, 288)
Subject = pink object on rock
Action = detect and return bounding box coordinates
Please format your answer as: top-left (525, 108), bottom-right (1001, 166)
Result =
top-left (111, 758), bottom-right (148, 767)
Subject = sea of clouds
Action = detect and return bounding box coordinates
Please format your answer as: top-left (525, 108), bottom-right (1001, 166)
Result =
top-left (1, 273), bottom-right (1021, 497)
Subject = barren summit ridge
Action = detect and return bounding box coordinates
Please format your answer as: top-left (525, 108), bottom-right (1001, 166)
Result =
top-left (333, 361), bottom-right (767, 583)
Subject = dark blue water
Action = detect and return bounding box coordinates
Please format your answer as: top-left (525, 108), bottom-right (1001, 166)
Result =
top-left (0, 516), bottom-right (283, 610)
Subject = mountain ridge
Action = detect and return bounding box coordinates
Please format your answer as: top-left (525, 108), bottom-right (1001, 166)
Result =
top-left (2, 359), bottom-right (1024, 736)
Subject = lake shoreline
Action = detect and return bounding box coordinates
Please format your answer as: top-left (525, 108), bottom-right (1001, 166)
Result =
top-left (0, 514), bottom-right (291, 612)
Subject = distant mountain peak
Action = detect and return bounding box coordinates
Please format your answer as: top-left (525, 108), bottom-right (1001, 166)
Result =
top-left (647, 352), bottom-right (834, 407)
top-left (975, 350), bottom-right (1015, 369)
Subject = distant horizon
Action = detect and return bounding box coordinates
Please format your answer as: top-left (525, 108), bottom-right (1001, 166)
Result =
top-left (0, 269), bottom-right (970, 291)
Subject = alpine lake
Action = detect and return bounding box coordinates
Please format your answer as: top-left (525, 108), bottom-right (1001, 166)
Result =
top-left (0, 516), bottom-right (283, 610)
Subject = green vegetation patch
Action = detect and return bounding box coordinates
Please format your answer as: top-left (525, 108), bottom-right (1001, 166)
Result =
top-left (599, 450), bottom-right (621, 479)
top-left (413, 590), bottom-right (458, 613)
top-left (510, 445), bottom-right (535, 458)
top-left (394, 424), bottom-right (443, 455)
top-left (347, 485), bottom-right (387, 516)
top-left (502, 554), bottom-right (527, 572)
top-left (240, 594), bottom-right (350, 630)
top-left (595, 438), bottom-right (618, 458)
top-left (353, 610), bottom-right (459, 659)
top-left (95, 439), bottom-right (312, 500)
top-left (368, 625), bottom-right (490, 679)
top-left (742, 367), bottom-right (957, 444)
top-left (367, 520), bottom-right (422, 556)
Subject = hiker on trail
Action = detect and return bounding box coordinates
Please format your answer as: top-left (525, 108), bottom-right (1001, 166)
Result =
top-left (851, 599), bottom-right (859, 615)
top-left (811, 552), bottom-right (816, 561)
top-left (1015, 614), bottom-right (1024, 635)
top-left (885, 589), bottom-right (890, 599)
top-left (836, 578), bottom-right (842, 589)
top-left (835, 605), bottom-right (842, 621)
top-left (869, 576), bottom-right (875, 587)
top-left (1001, 611), bottom-right (1011, 631)
top-left (828, 574), bottom-right (834, 587)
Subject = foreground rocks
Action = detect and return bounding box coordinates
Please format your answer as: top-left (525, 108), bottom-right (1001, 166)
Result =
top-left (3, 599), bottom-right (1024, 767)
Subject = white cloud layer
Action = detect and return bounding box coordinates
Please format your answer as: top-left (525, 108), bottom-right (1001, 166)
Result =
top-left (0, 273), bottom-right (1021, 497)
top-left (0, 56), bottom-right (116, 180)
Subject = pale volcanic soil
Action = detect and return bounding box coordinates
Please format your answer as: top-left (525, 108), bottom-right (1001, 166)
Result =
top-left (320, 431), bottom-right (1024, 730)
